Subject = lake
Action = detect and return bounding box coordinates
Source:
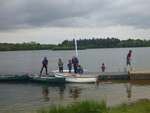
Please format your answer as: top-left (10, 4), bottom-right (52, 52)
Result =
top-left (0, 81), bottom-right (150, 113)
top-left (0, 47), bottom-right (150, 74)
top-left (0, 48), bottom-right (150, 113)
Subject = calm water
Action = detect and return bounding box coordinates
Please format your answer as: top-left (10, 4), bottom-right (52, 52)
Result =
top-left (0, 81), bottom-right (150, 113)
top-left (0, 48), bottom-right (150, 113)
top-left (0, 47), bottom-right (150, 74)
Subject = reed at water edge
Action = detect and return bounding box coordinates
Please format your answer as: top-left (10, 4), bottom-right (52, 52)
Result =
top-left (37, 99), bottom-right (150, 113)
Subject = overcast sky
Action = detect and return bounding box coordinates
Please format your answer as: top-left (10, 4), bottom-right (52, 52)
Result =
top-left (0, 0), bottom-right (150, 44)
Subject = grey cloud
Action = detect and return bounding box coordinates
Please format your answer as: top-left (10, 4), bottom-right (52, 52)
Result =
top-left (0, 0), bottom-right (150, 30)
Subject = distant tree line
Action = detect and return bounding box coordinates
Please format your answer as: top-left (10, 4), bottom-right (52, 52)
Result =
top-left (1, 38), bottom-right (150, 51)
top-left (0, 42), bottom-right (55, 51)
top-left (54, 38), bottom-right (150, 50)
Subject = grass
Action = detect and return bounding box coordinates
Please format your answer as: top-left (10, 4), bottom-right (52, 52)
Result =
top-left (37, 99), bottom-right (150, 113)
top-left (109, 99), bottom-right (150, 113)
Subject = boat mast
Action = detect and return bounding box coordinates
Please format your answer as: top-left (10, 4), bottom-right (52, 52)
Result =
top-left (74, 38), bottom-right (78, 57)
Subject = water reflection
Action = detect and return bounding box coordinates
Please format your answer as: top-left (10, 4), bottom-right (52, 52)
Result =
top-left (125, 82), bottom-right (132, 100)
top-left (0, 80), bottom-right (150, 113)
top-left (41, 84), bottom-right (66, 102)
top-left (69, 85), bottom-right (82, 100)
top-left (42, 85), bottom-right (49, 101)
top-left (58, 84), bottom-right (65, 100)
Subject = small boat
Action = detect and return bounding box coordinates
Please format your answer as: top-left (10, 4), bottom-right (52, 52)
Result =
top-left (54, 72), bottom-right (97, 83)
top-left (29, 73), bottom-right (65, 84)
top-left (53, 39), bottom-right (97, 83)
top-left (65, 76), bottom-right (97, 83)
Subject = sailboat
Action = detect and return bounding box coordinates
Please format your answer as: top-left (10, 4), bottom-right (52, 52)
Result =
top-left (53, 39), bottom-right (98, 83)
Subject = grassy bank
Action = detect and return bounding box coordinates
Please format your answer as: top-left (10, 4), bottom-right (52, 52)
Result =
top-left (37, 99), bottom-right (150, 113)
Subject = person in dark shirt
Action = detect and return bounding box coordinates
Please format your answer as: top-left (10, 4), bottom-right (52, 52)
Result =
top-left (40, 57), bottom-right (48, 76)
top-left (77, 65), bottom-right (84, 74)
top-left (101, 63), bottom-right (105, 72)
top-left (67, 60), bottom-right (72, 73)
top-left (72, 56), bottom-right (79, 73)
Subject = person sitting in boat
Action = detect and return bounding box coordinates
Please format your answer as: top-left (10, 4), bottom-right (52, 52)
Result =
top-left (58, 58), bottom-right (63, 73)
top-left (72, 56), bottom-right (79, 73)
top-left (101, 63), bottom-right (105, 72)
top-left (77, 64), bottom-right (84, 74)
top-left (40, 57), bottom-right (48, 76)
top-left (67, 59), bottom-right (72, 73)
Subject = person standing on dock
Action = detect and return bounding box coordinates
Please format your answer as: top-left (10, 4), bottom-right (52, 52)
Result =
top-left (40, 57), bottom-right (48, 76)
top-left (101, 63), bottom-right (105, 72)
top-left (67, 60), bottom-right (72, 73)
top-left (72, 56), bottom-right (79, 73)
top-left (126, 50), bottom-right (132, 72)
top-left (58, 58), bottom-right (64, 73)
top-left (127, 50), bottom-right (132, 66)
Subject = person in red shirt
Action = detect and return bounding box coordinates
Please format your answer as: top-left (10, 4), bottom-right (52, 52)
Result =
top-left (127, 50), bottom-right (132, 66)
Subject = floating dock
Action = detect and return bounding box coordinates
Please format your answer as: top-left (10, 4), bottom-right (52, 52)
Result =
top-left (0, 71), bottom-right (150, 83)
top-left (98, 72), bottom-right (129, 80)
top-left (129, 71), bottom-right (150, 80)
top-left (98, 71), bottom-right (150, 80)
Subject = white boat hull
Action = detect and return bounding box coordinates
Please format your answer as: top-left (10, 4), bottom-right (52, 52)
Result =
top-left (65, 77), bottom-right (97, 83)
top-left (54, 72), bottom-right (97, 83)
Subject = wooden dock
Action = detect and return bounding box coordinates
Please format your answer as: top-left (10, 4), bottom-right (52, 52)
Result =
top-left (129, 71), bottom-right (150, 80)
top-left (0, 71), bottom-right (150, 83)
top-left (98, 71), bottom-right (150, 80)
top-left (98, 72), bottom-right (129, 80)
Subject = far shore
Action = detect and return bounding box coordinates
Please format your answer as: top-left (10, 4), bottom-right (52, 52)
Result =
top-left (1, 38), bottom-right (150, 51)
